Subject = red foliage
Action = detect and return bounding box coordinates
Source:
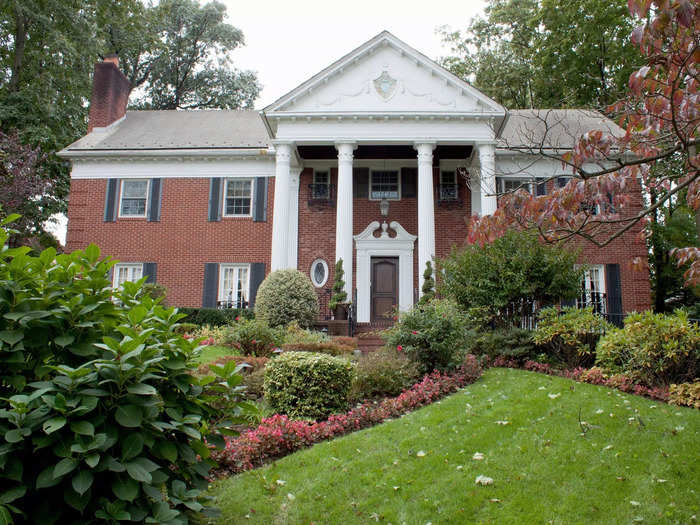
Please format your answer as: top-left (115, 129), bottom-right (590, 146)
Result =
top-left (211, 358), bottom-right (482, 476)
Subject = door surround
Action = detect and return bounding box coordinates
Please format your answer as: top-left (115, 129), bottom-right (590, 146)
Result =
top-left (354, 220), bottom-right (416, 323)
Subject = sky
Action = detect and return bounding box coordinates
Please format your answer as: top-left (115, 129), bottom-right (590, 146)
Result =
top-left (46, 0), bottom-right (486, 244)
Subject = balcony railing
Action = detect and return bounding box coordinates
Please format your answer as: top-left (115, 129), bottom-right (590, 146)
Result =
top-left (217, 299), bottom-right (248, 309)
top-left (576, 291), bottom-right (607, 315)
top-left (308, 183), bottom-right (336, 206)
top-left (437, 183), bottom-right (460, 205)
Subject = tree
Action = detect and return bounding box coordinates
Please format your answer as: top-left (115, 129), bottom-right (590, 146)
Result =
top-left (468, 0), bottom-right (700, 286)
top-left (329, 259), bottom-right (348, 312)
top-left (439, 0), bottom-right (640, 109)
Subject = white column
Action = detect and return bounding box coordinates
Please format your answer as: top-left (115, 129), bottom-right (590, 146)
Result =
top-left (287, 168), bottom-right (301, 269)
top-left (335, 142), bottom-right (356, 297)
top-left (271, 142), bottom-right (293, 271)
top-left (478, 143), bottom-right (497, 215)
top-left (415, 142), bottom-right (436, 296)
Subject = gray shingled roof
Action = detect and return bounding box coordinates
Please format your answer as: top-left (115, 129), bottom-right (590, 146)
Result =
top-left (498, 109), bottom-right (625, 150)
top-left (63, 110), bottom-right (270, 152)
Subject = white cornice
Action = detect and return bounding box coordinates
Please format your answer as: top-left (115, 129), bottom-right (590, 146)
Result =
top-left (59, 148), bottom-right (272, 161)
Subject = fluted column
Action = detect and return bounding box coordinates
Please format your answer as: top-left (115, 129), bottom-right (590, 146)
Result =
top-left (479, 143), bottom-right (497, 215)
top-left (335, 141), bottom-right (356, 297)
top-left (415, 142), bottom-right (436, 296)
top-left (271, 142), bottom-right (293, 271)
top-left (287, 168), bottom-right (301, 269)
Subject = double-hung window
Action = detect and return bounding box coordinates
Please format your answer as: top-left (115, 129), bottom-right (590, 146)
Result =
top-left (370, 170), bottom-right (400, 200)
top-left (113, 263), bottom-right (143, 289)
top-left (224, 178), bottom-right (253, 217)
top-left (578, 265), bottom-right (606, 313)
top-left (219, 264), bottom-right (250, 307)
top-left (499, 177), bottom-right (533, 194)
top-left (312, 170), bottom-right (330, 199)
top-left (119, 179), bottom-right (149, 217)
top-left (439, 171), bottom-right (458, 201)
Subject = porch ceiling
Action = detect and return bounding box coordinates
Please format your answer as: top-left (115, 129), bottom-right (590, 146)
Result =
top-left (296, 144), bottom-right (473, 161)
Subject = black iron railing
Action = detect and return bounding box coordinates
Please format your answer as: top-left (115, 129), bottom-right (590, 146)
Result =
top-left (217, 299), bottom-right (248, 309)
top-left (348, 288), bottom-right (357, 337)
top-left (437, 183), bottom-right (460, 204)
top-left (308, 183), bottom-right (336, 206)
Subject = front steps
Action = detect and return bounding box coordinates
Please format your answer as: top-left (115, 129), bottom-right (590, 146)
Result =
top-left (355, 321), bottom-right (392, 353)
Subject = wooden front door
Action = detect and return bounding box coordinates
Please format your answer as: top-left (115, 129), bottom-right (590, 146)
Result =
top-left (371, 257), bottom-right (399, 322)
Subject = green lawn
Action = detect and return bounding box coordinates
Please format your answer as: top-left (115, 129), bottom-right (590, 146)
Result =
top-left (209, 368), bottom-right (700, 524)
top-left (193, 345), bottom-right (238, 366)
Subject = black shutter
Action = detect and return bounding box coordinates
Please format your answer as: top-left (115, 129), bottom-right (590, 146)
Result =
top-left (104, 179), bottom-right (118, 222)
top-left (248, 263), bottom-right (266, 310)
top-left (352, 167), bottom-right (369, 199)
top-left (208, 178), bottom-right (222, 222)
top-left (142, 262), bottom-right (157, 284)
top-left (536, 179), bottom-right (547, 196)
top-left (401, 167), bottom-right (417, 198)
top-left (202, 263), bottom-right (220, 307)
top-left (605, 263), bottom-right (623, 326)
top-left (253, 177), bottom-right (268, 222)
top-left (147, 179), bottom-right (162, 222)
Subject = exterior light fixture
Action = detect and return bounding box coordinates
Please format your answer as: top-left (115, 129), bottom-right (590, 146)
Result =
top-left (379, 198), bottom-right (390, 217)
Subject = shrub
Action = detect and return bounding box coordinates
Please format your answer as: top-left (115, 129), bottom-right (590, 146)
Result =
top-left (468, 327), bottom-right (537, 363)
top-left (438, 229), bottom-right (582, 324)
top-left (668, 381), bottom-right (700, 409)
top-left (138, 282), bottom-right (168, 302)
top-left (225, 318), bottom-right (284, 357)
top-left (384, 299), bottom-right (474, 373)
top-left (534, 307), bottom-right (612, 367)
top-left (596, 310), bottom-right (700, 385)
top-left (264, 352), bottom-right (354, 419)
top-left (191, 324), bottom-right (230, 346)
top-left (329, 258), bottom-right (347, 311)
top-left (419, 261), bottom-right (435, 304)
top-left (349, 348), bottom-right (421, 402)
top-left (281, 341), bottom-right (356, 357)
top-left (255, 269), bottom-right (319, 328)
top-left (173, 321), bottom-right (199, 335)
top-left (197, 355), bottom-right (269, 376)
top-left (283, 321), bottom-right (331, 345)
top-left (178, 307), bottom-right (253, 326)
top-left (0, 220), bottom-right (245, 523)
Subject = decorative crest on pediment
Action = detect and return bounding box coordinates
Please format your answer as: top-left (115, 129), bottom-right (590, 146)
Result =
top-left (373, 71), bottom-right (398, 101)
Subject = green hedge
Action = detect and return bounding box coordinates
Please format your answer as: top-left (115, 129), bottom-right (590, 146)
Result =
top-left (264, 352), bottom-right (354, 419)
top-left (177, 307), bottom-right (254, 326)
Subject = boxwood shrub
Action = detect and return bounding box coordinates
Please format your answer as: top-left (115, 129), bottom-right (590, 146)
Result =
top-left (255, 269), bottom-right (319, 328)
top-left (0, 218), bottom-right (247, 524)
top-left (177, 307), bottom-right (253, 327)
top-left (264, 352), bottom-right (354, 419)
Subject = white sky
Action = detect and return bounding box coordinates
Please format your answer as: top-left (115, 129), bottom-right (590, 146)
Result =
top-left (46, 0), bottom-right (485, 245)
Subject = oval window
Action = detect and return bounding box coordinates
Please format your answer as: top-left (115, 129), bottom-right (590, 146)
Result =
top-left (310, 259), bottom-right (329, 287)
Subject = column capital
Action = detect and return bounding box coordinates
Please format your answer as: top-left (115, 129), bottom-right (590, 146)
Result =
top-left (414, 142), bottom-right (436, 164)
top-left (273, 141), bottom-right (294, 162)
top-left (413, 141), bottom-right (436, 151)
top-left (335, 141), bottom-right (357, 161)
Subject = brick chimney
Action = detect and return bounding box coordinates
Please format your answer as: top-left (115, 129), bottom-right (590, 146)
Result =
top-left (87, 54), bottom-right (131, 132)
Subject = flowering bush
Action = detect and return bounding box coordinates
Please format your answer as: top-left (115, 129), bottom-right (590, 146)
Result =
top-left (534, 307), bottom-right (611, 367)
top-left (264, 352), bottom-right (355, 419)
top-left (349, 347), bottom-right (421, 402)
top-left (224, 318), bottom-right (284, 357)
top-left (668, 381), bottom-right (700, 409)
top-left (212, 359), bottom-right (483, 475)
top-left (596, 310), bottom-right (700, 385)
top-left (384, 299), bottom-right (474, 373)
top-left (190, 324), bottom-right (230, 346)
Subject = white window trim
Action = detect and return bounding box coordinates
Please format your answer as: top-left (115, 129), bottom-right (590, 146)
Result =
top-left (113, 263), bottom-right (144, 289)
top-left (498, 177), bottom-right (534, 194)
top-left (222, 178), bottom-right (254, 218)
top-left (118, 179), bottom-right (150, 218)
top-left (369, 169), bottom-right (401, 201)
top-left (310, 258), bottom-right (329, 287)
top-left (218, 263), bottom-right (251, 305)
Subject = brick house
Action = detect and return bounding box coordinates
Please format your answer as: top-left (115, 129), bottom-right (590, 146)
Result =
top-left (59, 31), bottom-right (651, 324)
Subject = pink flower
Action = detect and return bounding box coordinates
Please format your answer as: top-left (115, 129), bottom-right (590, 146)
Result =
top-left (235, 316), bottom-right (240, 321)
top-left (397, 345), bottom-right (403, 352)
top-left (411, 330), bottom-right (418, 335)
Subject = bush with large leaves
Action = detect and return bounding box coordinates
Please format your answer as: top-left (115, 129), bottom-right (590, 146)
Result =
top-left (0, 216), bottom-right (248, 523)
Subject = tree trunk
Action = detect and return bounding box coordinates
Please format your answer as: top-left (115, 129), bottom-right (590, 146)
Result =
top-left (9, 5), bottom-right (27, 93)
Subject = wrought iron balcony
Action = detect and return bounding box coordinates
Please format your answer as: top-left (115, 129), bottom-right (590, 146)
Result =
top-left (308, 183), bottom-right (336, 206)
top-left (437, 183), bottom-right (460, 205)
top-left (217, 299), bottom-right (248, 309)
top-left (576, 291), bottom-right (607, 314)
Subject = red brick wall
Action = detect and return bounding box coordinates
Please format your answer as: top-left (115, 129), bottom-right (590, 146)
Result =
top-left (66, 177), bottom-right (274, 307)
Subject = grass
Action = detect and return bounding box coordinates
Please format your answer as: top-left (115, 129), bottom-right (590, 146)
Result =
top-left (193, 345), bottom-right (238, 366)
top-left (209, 368), bottom-right (700, 524)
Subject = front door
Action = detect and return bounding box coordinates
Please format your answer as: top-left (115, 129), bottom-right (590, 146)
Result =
top-left (371, 257), bottom-right (399, 322)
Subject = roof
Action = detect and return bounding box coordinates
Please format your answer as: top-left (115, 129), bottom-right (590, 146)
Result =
top-left (498, 109), bottom-right (626, 150)
top-left (60, 110), bottom-right (270, 155)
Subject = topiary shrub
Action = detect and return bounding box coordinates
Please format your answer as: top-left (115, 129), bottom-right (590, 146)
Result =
top-left (384, 299), bottom-right (474, 374)
top-left (596, 310), bottom-right (700, 385)
top-left (418, 261), bottom-right (435, 304)
top-left (0, 217), bottom-right (245, 524)
top-left (264, 352), bottom-right (354, 419)
top-left (329, 259), bottom-right (347, 312)
top-left (225, 318), bottom-right (284, 357)
top-left (533, 307), bottom-right (612, 367)
top-left (349, 348), bottom-right (421, 402)
top-left (255, 269), bottom-right (319, 328)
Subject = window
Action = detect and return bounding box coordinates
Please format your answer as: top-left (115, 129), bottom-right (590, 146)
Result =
top-left (439, 171), bottom-right (458, 201)
top-left (310, 259), bottom-right (329, 287)
top-left (370, 170), bottom-right (400, 200)
top-left (311, 170), bottom-right (330, 199)
top-left (119, 179), bottom-right (149, 217)
top-left (499, 177), bottom-right (533, 194)
top-left (557, 176), bottom-right (572, 189)
top-left (578, 265), bottom-right (606, 313)
top-left (113, 263), bottom-right (143, 289)
top-left (224, 179), bottom-right (253, 216)
top-left (219, 264), bottom-right (250, 307)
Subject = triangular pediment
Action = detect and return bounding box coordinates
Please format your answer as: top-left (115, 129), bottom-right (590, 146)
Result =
top-left (264, 31), bottom-right (506, 117)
